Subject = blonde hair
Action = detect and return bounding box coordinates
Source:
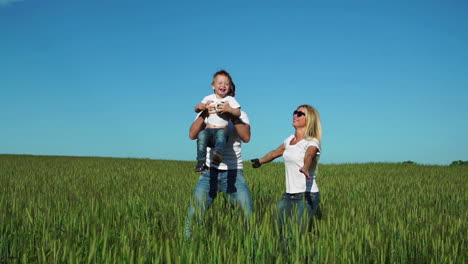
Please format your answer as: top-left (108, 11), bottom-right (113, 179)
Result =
top-left (298, 104), bottom-right (322, 142)
top-left (298, 104), bottom-right (322, 175)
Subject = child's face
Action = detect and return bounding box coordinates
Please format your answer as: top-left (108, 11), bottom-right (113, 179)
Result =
top-left (212, 74), bottom-right (231, 98)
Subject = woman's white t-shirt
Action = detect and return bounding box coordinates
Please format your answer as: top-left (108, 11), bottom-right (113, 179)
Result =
top-left (282, 135), bottom-right (321, 193)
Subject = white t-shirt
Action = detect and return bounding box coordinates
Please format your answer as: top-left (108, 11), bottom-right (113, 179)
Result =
top-left (199, 111), bottom-right (249, 170)
top-left (282, 135), bottom-right (321, 193)
top-left (201, 94), bottom-right (241, 127)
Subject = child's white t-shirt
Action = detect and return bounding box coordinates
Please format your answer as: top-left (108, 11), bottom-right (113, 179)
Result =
top-left (282, 135), bottom-right (321, 193)
top-left (201, 94), bottom-right (241, 127)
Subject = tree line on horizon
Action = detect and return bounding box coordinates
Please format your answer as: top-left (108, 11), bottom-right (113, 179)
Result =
top-left (401, 160), bottom-right (468, 166)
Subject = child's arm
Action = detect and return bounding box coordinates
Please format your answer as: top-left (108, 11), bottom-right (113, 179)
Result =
top-left (195, 95), bottom-right (214, 113)
top-left (229, 97), bottom-right (241, 117)
top-left (195, 102), bottom-right (209, 113)
top-left (229, 107), bottom-right (241, 118)
top-left (194, 103), bottom-right (204, 113)
top-left (251, 144), bottom-right (285, 168)
top-left (218, 101), bottom-right (241, 117)
top-left (299, 146), bottom-right (319, 181)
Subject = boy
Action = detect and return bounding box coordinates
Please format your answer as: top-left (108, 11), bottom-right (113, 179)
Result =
top-left (194, 70), bottom-right (241, 172)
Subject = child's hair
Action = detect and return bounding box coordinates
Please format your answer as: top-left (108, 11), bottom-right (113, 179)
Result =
top-left (298, 104), bottom-right (322, 142)
top-left (212, 70), bottom-right (236, 97)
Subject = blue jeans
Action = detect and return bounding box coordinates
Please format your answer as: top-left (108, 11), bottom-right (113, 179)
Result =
top-left (184, 168), bottom-right (253, 238)
top-left (196, 128), bottom-right (226, 162)
top-left (277, 192), bottom-right (320, 234)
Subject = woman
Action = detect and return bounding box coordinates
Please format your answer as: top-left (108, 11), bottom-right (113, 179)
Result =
top-left (184, 102), bottom-right (253, 239)
top-left (251, 104), bottom-right (322, 234)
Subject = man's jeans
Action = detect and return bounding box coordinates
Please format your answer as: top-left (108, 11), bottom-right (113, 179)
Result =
top-left (184, 168), bottom-right (253, 239)
top-left (277, 192), bottom-right (320, 234)
top-left (196, 128), bottom-right (226, 162)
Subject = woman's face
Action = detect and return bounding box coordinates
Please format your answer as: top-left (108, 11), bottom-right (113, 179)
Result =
top-left (293, 107), bottom-right (307, 128)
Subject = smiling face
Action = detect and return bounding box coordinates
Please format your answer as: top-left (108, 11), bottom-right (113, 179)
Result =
top-left (212, 74), bottom-right (231, 99)
top-left (293, 106), bottom-right (307, 128)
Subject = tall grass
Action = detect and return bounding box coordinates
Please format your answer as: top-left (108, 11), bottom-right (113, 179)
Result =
top-left (0, 154), bottom-right (466, 263)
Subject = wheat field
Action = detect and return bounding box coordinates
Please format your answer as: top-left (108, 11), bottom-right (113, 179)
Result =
top-left (0, 154), bottom-right (466, 263)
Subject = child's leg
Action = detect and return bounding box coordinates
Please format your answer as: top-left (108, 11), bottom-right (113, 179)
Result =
top-left (196, 129), bottom-right (209, 162)
top-left (213, 128), bottom-right (227, 155)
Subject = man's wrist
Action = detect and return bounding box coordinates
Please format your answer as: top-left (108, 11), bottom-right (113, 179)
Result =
top-left (231, 117), bottom-right (244, 125)
top-left (200, 110), bottom-right (209, 118)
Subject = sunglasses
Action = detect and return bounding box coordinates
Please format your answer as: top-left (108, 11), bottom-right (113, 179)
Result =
top-left (293, 110), bottom-right (306, 117)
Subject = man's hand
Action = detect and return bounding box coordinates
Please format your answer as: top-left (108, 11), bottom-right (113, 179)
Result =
top-left (251, 159), bottom-right (261, 168)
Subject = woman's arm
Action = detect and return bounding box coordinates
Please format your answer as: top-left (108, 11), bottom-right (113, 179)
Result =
top-left (299, 146), bottom-right (319, 181)
top-left (252, 144), bottom-right (285, 167)
top-left (189, 111), bottom-right (208, 140)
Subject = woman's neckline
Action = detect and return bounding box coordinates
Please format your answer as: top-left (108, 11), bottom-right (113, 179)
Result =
top-left (289, 135), bottom-right (304, 146)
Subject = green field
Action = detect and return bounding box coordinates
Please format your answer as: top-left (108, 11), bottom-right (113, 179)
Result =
top-left (0, 154), bottom-right (466, 263)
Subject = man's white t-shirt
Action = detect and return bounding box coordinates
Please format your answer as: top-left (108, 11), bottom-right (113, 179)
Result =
top-left (282, 135), bottom-right (321, 193)
top-left (202, 111), bottom-right (249, 170)
top-left (201, 94), bottom-right (241, 127)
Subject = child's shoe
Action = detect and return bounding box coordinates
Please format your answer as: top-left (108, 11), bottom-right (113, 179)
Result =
top-left (194, 161), bottom-right (207, 172)
top-left (212, 152), bottom-right (223, 165)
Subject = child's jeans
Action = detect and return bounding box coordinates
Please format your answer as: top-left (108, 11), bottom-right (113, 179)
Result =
top-left (196, 128), bottom-right (226, 162)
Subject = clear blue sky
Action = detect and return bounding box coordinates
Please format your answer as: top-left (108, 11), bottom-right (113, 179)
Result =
top-left (1, 0), bottom-right (467, 165)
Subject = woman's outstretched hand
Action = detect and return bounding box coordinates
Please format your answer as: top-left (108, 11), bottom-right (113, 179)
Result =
top-left (299, 167), bottom-right (312, 181)
top-left (251, 159), bottom-right (261, 168)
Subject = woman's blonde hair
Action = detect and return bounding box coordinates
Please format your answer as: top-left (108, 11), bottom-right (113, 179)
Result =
top-left (298, 104), bottom-right (322, 142)
top-left (299, 104), bottom-right (322, 175)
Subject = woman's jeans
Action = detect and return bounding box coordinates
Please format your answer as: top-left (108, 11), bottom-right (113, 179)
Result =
top-left (196, 128), bottom-right (226, 162)
top-left (277, 192), bottom-right (320, 235)
top-left (185, 168), bottom-right (253, 239)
